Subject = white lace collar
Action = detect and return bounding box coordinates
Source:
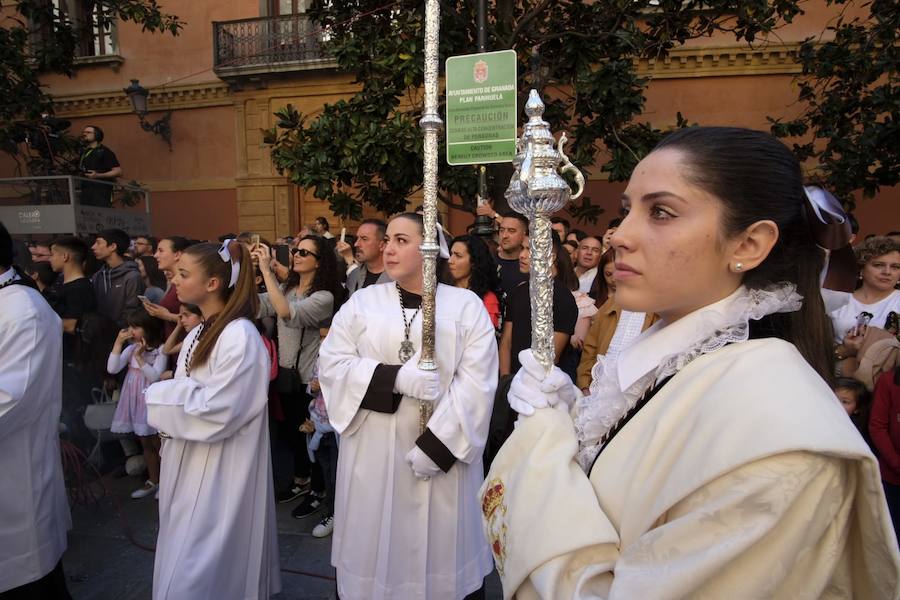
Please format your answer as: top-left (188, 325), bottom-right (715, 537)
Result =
top-left (574, 283), bottom-right (803, 471)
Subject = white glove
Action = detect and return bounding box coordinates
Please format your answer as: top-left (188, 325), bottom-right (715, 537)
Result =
top-left (405, 446), bottom-right (442, 480)
top-left (394, 353), bottom-right (441, 401)
top-left (508, 349), bottom-right (579, 417)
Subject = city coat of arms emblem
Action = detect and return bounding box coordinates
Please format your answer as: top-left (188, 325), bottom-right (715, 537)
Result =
top-left (473, 59), bottom-right (489, 83)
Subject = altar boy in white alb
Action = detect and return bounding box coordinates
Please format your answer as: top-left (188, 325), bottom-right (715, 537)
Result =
top-left (319, 213), bottom-right (498, 600)
top-left (0, 222), bottom-right (72, 597)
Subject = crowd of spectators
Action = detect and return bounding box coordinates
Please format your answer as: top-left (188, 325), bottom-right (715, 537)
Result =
top-left (6, 215), bottom-right (900, 546)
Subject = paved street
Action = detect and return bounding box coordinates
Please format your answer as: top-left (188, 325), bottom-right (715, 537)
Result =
top-left (61, 471), bottom-right (501, 599)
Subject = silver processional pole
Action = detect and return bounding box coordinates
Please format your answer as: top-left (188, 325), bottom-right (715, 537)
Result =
top-left (505, 90), bottom-right (585, 373)
top-left (417, 0), bottom-right (441, 434)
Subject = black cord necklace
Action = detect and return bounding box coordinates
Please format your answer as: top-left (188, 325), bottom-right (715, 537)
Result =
top-left (0, 269), bottom-right (22, 290)
top-left (397, 283), bottom-right (420, 363)
top-left (183, 322), bottom-right (206, 376)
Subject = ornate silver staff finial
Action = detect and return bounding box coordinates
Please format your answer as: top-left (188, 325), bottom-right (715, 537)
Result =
top-left (506, 89), bottom-right (585, 373)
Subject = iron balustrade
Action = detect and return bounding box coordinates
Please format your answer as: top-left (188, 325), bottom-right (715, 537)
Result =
top-left (213, 14), bottom-right (328, 72)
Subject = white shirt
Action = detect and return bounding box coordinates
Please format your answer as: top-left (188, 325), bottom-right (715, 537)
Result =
top-left (577, 267), bottom-right (597, 294)
top-left (605, 310), bottom-right (647, 359)
top-left (830, 289), bottom-right (900, 342)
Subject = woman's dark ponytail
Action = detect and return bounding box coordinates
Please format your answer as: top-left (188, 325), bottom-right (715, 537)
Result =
top-left (182, 241), bottom-right (258, 369)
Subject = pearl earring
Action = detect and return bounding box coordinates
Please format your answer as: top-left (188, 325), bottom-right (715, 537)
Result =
top-left (734, 262), bottom-right (744, 272)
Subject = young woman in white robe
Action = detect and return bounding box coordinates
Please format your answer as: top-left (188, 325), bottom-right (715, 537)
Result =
top-left (318, 213), bottom-right (498, 600)
top-left (145, 240), bottom-right (281, 600)
top-left (483, 127), bottom-right (900, 599)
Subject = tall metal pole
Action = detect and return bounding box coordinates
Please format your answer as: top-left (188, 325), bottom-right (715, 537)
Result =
top-left (418, 0), bottom-right (442, 434)
top-left (472, 0), bottom-right (494, 237)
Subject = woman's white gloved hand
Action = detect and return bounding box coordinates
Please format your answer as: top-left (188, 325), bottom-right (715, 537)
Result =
top-left (405, 446), bottom-right (442, 480)
top-left (394, 353), bottom-right (441, 401)
top-left (508, 349), bottom-right (579, 417)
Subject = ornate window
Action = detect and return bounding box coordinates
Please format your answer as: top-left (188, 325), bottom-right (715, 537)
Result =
top-left (53, 0), bottom-right (117, 57)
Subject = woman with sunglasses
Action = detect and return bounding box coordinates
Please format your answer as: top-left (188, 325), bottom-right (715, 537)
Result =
top-left (252, 236), bottom-right (342, 511)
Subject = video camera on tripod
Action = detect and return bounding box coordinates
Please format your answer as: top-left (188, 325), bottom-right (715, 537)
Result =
top-left (12, 115), bottom-right (76, 174)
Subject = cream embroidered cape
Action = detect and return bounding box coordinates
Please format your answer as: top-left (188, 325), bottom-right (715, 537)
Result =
top-left (482, 338), bottom-right (900, 599)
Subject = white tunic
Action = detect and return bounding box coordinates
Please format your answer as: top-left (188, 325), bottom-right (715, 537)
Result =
top-left (319, 282), bottom-right (498, 600)
top-left (0, 273), bottom-right (71, 592)
top-left (484, 292), bottom-right (900, 599)
top-left (146, 318), bottom-right (281, 600)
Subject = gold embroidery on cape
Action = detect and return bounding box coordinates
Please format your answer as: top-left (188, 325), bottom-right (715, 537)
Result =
top-left (482, 478), bottom-right (508, 575)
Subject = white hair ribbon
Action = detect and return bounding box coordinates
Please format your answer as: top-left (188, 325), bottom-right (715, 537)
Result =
top-left (803, 186), bottom-right (851, 250)
top-left (217, 239), bottom-right (241, 288)
top-left (802, 186), bottom-right (855, 292)
top-left (436, 225), bottom-right (450, 260)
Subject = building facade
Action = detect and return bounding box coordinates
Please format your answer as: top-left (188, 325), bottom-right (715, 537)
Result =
top-left (2, 0), bottom-right (897, 240)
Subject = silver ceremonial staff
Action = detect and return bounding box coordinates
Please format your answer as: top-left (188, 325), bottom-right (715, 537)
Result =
top-left (506, 90), bottom-right (585, 373)
top-left (417, 0), bottom-right (442, 434)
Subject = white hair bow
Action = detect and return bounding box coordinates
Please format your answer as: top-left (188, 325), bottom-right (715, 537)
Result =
top-left (802, 186), bottom-right (855, 292)
top-left (436, 225), bottom-right (450, 260)
top-left (217, 239), bottom-right (241, 288)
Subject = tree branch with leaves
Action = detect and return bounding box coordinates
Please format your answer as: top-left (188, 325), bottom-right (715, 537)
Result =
top-left (769, 0), bottom-right (898, 211)
top-left (267, 0), bottom-right (805, 224)
top-left (0, 0), bottom-right (182, 174)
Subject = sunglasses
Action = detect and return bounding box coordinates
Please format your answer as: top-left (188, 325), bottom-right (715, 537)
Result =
top-left (291, 248), bottom-right (320, 259)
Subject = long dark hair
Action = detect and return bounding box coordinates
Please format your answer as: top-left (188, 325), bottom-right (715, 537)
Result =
top-left (553, 234), bottom-right (579, 292)
top-left (449, 234), bottom-right (499, 300)
top-left (181, 241), bottom-right (258, 369)
top-left (590, 248), bottom-right (616, 307)
top-left (654, 126), bottom-right (833, 382)
top-left (284, 235), bottom-right (345, 313)
top-left (126, 306), bottom-right (165, 350)
top-left (137, 255), bottom-right (167, 289)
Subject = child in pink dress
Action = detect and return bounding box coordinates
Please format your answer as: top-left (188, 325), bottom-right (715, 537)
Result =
top-left (108, 307), bottom-right (166, 499)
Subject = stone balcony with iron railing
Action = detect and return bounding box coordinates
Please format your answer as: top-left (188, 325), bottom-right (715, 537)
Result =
top-left (213, 14), bottom-right (336, 82)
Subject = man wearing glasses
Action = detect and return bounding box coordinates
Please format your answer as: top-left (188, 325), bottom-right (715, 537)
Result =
top-left (78, 126), bottom-right (122, 207)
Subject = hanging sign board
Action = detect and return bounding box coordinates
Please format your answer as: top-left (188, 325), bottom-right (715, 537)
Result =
top-left (445, 49), bottom-right (517, 165)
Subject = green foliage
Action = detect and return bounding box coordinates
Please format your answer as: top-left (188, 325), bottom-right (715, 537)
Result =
top-left (769, 0), bottom-right (898, 211)
top-left (1, 0), bottom-right (183, 173)
top-left (267, 0), bottom-right (805, 222)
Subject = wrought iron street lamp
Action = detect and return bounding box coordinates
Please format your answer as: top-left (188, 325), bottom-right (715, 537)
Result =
top-left (123, 79), bottom-right (173, 150)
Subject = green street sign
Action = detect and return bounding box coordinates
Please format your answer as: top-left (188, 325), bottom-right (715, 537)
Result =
top-left (445, 49), bottom-right (517, 166)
